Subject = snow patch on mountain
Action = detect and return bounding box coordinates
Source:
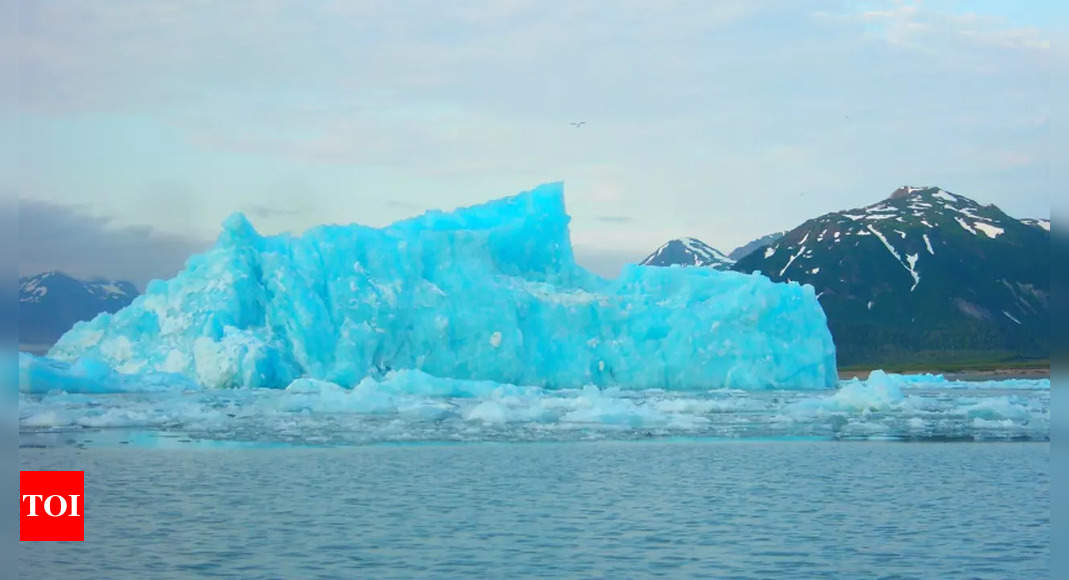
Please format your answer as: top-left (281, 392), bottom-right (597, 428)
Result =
top-left (1020, 218), bottom-right (1049, 232)
top-left (779, 245), bottom-right (807, 277)
top-left (932, 190), bottom-right (957, 203)
top-left (955, 217), bottom-right (977, 235)
top-left (923, 234), bottom-right (935, 255)
top-left (867, 225), bottom-right (920, 291)
top-left (973, 223), bottom-right (1004, 238)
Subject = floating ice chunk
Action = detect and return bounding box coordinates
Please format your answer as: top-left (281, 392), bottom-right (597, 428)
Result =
top-left (17, 367), bottom-right (1049, 443)
top-left (962, 397), bottom-right (1032, 422)
top-left (971, 417), bottom-right (1016, 429)
top-left (791, 370), bottom-right (906, 414)
top-left (881, 372), bottom-right (946, 385)
top-left (826, 370), bottom-right (905, 411)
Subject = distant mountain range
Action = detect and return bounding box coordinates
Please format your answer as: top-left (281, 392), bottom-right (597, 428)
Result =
top-left (640, 237), bottom-right (735, 270)
top-left (728, 231), bottom-right (786, 261)
top-left (641, 231), bottom-right (788, 268)
top-left (642, 186), bottom-right (1049, 367)
top-left (19, 271), bottom-right (139, 350)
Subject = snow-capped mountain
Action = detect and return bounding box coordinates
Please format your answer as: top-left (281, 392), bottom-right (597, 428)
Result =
top-left (732, 186), bottom-right (1049, 366)
top-left (640, 237), bottom-right (735, 270)
top-left (19, 271), bottom-right (139, 349)
top-left (728, 231), bottom-right (786, 261)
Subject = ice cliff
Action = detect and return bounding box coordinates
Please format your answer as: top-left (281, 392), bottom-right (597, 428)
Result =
top-left (46, 183), bottom-right (837, 390)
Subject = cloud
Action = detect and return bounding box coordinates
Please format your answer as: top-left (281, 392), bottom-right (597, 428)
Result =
top-left (851, 2), bottom-right (1054, 53)
top-left (572, 244), bottom-right (645, 278)
top-left (6, 0), bottom-right (1062, 256)
top-left (243, 205), bottom-right (305, 220)
top-left (383, 200), bottom-right (424, 211)
top-left (17, 199), bottom-right (211, 288)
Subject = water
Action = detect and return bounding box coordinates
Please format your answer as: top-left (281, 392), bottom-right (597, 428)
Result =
top-left (20, 440), bottom-right (1048, 578)
top-left (19, 374), bottom-right (1050, 576)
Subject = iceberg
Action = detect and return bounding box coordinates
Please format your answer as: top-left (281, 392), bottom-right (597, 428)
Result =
top-left (44, 183), bottom-right (837, 390)
top-left (19, 352), bottom-right (199, 394)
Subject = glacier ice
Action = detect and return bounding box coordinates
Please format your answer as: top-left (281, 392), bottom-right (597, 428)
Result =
top-left (19, 352), bottom-right (199, 394)
top-left (44, 182), bottom-right (837, 390)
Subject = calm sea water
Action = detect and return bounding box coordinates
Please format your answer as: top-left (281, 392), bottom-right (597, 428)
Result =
top-left (20, 440), bottom-right (1048, 578)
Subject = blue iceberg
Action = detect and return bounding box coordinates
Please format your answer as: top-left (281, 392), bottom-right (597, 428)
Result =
top-left (18, 352), bottom-right (200, 394)
top-left (44, 183), bottom-right (837, 390)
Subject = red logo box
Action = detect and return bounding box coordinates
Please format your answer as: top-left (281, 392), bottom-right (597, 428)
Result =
top-left (20, 471), bottom-right (84, 541)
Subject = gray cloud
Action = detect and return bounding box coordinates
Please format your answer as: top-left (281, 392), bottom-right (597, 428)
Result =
top-left (243, 205), bottom-right (305, 220)
top-left (7, 0), bottom-right (1062, 262)
top-left (17, 199), bottom-right (211, 288)
top-left (572, 245), bottom-right (646, 279)
top-left (593, 216), bottom-right (634, 224)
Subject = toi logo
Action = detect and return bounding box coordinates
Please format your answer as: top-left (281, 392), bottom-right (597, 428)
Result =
top-left (20, 471), bottom-right (84, 541)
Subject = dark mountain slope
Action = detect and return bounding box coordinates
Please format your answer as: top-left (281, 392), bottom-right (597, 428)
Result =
top-left (732, 186), bottom-right (1048, 367)
top-left (19, 271), bottom-right (139, 348)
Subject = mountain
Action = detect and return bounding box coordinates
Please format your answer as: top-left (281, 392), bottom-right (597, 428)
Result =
top-left (19, 271), bottom-right (139, 349)
top-left (728, 231), bottom-right (786, 261)
top-left (732, 186), bottom-right (1049, 367)
top-left (640, 237), bottom-right (735, 270)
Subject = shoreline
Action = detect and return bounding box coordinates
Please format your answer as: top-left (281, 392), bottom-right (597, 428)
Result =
top-left (838, 367), bottom-right (1050, 381)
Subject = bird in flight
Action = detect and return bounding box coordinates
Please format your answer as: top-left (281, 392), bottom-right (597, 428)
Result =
top-left (570, 121), bottom-right (586, 128)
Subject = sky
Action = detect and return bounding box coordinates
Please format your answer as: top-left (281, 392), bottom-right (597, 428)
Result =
top-left (6, 0), bottom-right (1065, 284)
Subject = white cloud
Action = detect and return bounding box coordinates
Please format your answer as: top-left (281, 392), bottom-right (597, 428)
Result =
top-left (851, 2), bottom-right (1054, 53)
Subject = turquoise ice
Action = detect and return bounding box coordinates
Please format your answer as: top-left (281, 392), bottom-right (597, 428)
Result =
top-left (45, 183), bottom-right (836, 390)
